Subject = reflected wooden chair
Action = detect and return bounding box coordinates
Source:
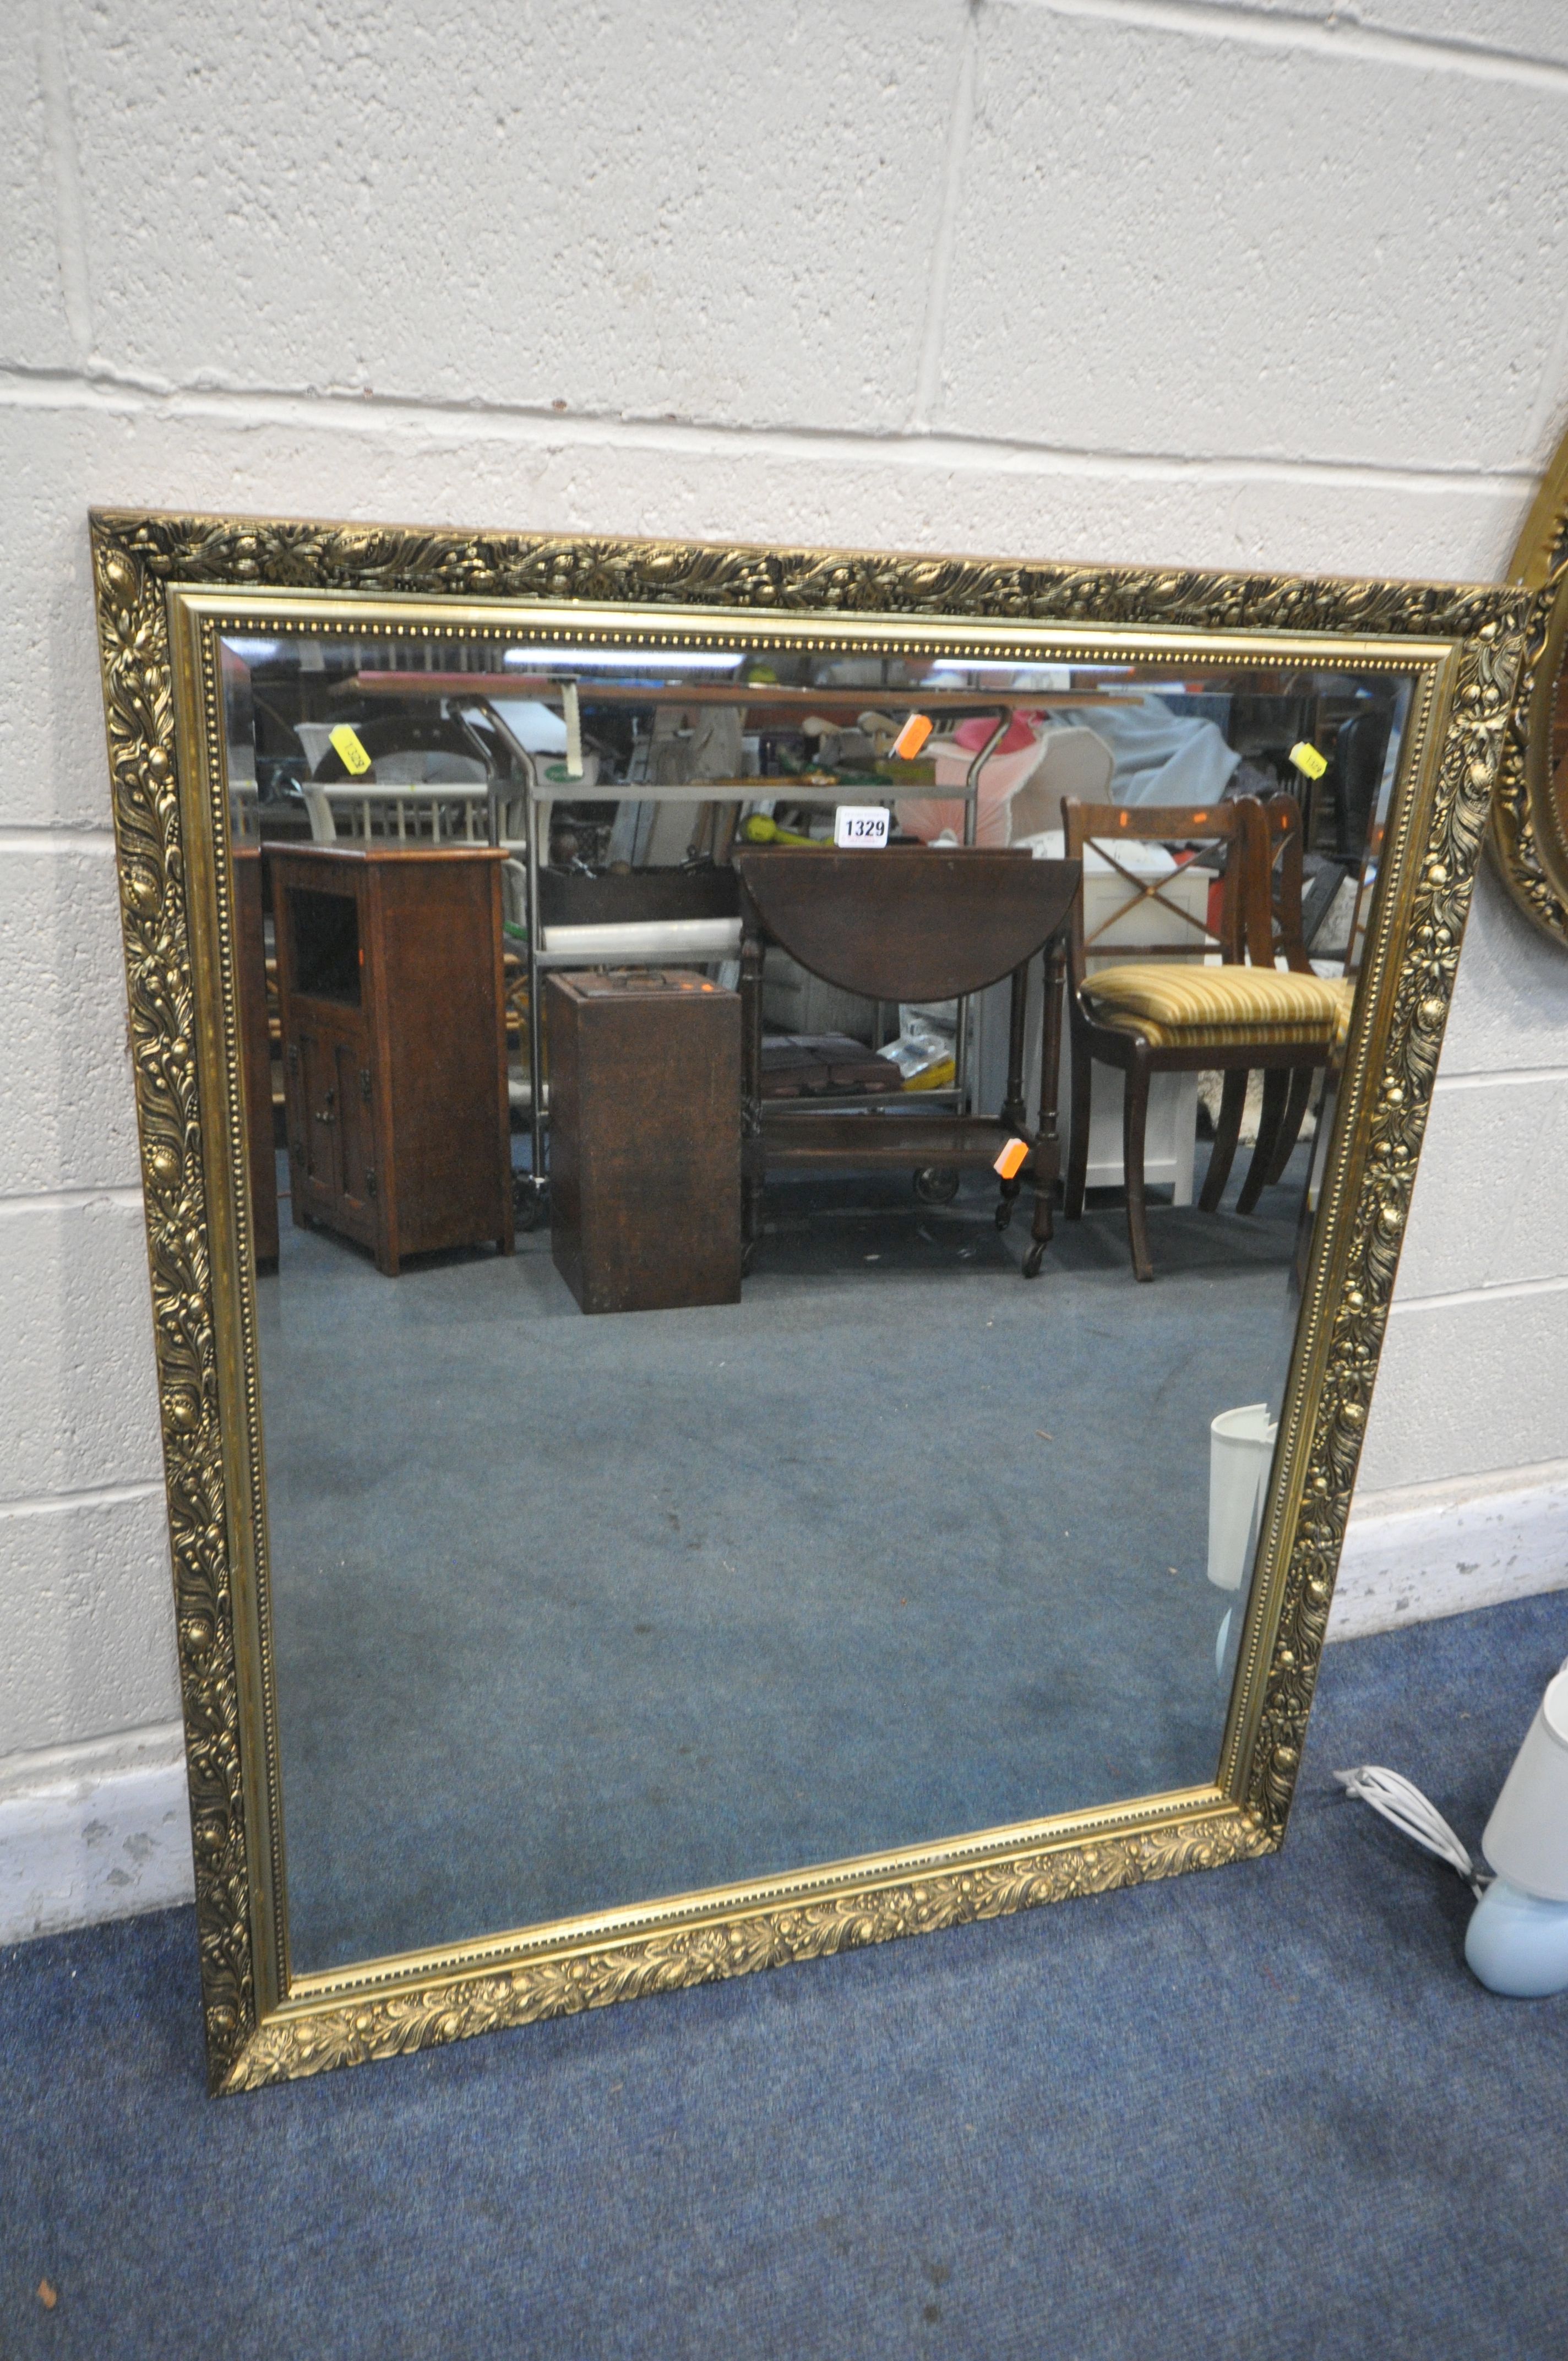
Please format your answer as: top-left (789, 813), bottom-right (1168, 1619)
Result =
top-left (1060, 796), bottom-right (1353, 1281)
top-left (1252, 790), bottom-right (1352, 1194)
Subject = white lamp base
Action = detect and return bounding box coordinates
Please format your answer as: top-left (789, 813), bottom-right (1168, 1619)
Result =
top-left (1465, 1878), bottom-right (1568, 1999)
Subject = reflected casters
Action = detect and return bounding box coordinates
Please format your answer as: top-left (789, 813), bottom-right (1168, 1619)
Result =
top-left (513, 1171), bottom-right (548, 1231)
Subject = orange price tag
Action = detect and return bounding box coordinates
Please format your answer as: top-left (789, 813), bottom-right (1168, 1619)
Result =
top-left (994, 1136), bottom-right (1030, 1180)
top-left (892, 712), bottom-right (933, 760)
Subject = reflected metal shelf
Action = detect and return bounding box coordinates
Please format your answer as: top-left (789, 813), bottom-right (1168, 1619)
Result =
top-left (335, 672), bottom-right (1062, 1209)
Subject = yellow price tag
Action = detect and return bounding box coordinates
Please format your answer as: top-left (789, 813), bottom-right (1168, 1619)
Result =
top-left (1289, 740), bottom-right (1329, 782)
top-left (329, 723), bottom-right (373, 777)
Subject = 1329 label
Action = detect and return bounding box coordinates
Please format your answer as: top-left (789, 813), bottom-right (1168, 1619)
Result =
top-left (833, 806), bottom-right (890, 850)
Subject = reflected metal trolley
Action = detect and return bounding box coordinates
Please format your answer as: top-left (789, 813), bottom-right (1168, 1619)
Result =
top-left (345, 670), bottom-right (1083, 1219)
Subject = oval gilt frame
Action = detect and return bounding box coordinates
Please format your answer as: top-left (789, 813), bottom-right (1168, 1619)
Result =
top-left (1489, 428), bottom-right (1568, 943)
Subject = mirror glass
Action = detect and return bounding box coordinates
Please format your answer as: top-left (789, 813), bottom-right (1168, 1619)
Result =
top-left (220, 626), bottom-right (1412, 1973)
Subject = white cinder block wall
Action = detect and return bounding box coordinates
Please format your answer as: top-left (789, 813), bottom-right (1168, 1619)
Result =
top-left (4, 0), bottom-right (1568, 1938)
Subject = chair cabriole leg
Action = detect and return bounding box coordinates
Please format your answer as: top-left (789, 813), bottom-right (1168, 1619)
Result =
top-left (1199, 1067), bottom-right (1248, 1212)
top-left (1237, 1068), bottom-right (1290, 1215)
top-left (1123, 1051), bottom-right (1153, 1281)
top-left (1266, 1068), bottom-right (1316, 1187)
top-left (1064, 1035), bottom-right (1092, 1220)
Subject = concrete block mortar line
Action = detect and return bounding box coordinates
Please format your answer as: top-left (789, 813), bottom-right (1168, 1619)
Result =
top-left (1387, 1271), bottom-right (1568, 1318)
top-left (995, 0), bottom-right (1568, 91)
top-left (1523, 303), bottom-right (1568, 458)
top-left (0, 1480), bottom-right (164, 1522)
top-left (1433, 1066), bottom-right (1568, 1093)
top-left (0, 827), bottom-right (116, 853)
top-left (909, 1), bottom-right (978, 434)
top-left (1352, 1452), bottom-right (1568, 1522)
top-left (31, 0), bottom-right (92, 366)
top-left (0, 1717), bottom-right (186, 1805)
top-left (0, 366), bottom-right (1544, 502)
top-left (0, 1185), bottom-right (144, 1219)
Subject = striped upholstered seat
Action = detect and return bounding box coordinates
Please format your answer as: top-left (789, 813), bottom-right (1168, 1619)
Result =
top-left (1063, 793), bottom-right (1349, 1281)
top-left (1085, 962), bottom-right (1355, 1051)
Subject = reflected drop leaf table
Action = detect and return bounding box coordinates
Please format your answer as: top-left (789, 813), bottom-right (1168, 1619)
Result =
top-left (734, 846), bottom-right (1080, 1277)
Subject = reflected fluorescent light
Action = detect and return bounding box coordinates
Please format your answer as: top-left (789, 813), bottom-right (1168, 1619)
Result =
top-left (503, 646), bottom-right (745, 672)
top-left (221, 637), bottom-right (284, 663)
top-left (920, 662), bottom-right (1082, 690)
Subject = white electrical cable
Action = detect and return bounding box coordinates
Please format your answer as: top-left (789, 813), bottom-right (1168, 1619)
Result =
top-left (1333, 1765), bottom-right (1491, 1897)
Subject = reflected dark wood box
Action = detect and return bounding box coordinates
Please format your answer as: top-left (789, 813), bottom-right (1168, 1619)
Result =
top-left (547, 969), bottom-right (741, 1314)
top-left (268, 845), bottom-right (514, 1277)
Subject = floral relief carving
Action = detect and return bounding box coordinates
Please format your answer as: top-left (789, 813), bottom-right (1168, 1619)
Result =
top-left (229, 1810), bottom-right (1270, 2090)
top-left (1489, 568), bottom-right (1568, 944)
top-left (107, 509), bottom-right (1518, 642)
top-left (92, 534), bottom-right (257, 2080)
top-left (1244, 619), bottom-right (1518, 1829)
top-left (88, 509), bottom-right (1525, 2093)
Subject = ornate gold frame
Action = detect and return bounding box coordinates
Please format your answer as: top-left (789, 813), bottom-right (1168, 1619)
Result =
top-left (90, 509), bottom-right (1525, 2093)
top-left (1490, 428), bottom-right (1568, 942)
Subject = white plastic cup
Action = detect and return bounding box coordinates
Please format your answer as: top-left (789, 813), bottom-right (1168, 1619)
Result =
top-left (1207, 1405), bottom-right (1278, 1593)
top-left (1481, 1666), bottom-right (1568, 1903)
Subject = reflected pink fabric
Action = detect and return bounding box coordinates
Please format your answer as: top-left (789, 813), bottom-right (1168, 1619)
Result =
top-left (897, 726), bottom-right (1048, 846)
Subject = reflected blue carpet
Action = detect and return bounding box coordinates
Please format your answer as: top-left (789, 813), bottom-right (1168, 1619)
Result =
top-left (4, 1591), bottom-right (1566, 2360)
top-left (259, 1160), bottom-right (1303, 1972)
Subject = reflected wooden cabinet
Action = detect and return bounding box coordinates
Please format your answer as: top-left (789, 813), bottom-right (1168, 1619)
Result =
top-left (547, 967), bottom-right (742, 1314)
top-left (269, 845), bottom-right (514, 1276)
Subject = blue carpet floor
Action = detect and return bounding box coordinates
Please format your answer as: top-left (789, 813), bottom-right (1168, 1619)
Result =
top-left (4, 1590), bottom-right (1566, 2359)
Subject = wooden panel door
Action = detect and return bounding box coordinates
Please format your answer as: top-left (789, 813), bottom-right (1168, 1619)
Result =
top-left (299, 1024), bottom-right (342, 1207)
top-left (333, 1038), bottom-right (378, 1228)
top-left (288, 1018), bottom-right (377, 1248)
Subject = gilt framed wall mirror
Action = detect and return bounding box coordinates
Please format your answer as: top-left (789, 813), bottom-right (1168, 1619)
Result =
top-left (91, 512), bottom-right (1523, 2093)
